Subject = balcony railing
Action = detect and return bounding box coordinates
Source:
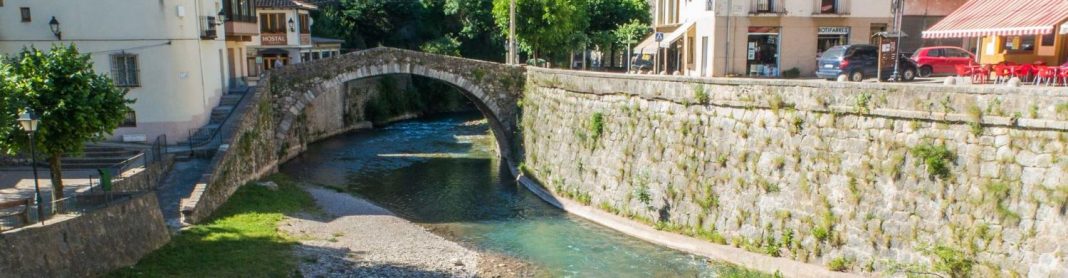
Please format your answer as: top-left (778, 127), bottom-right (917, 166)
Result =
top-left (750, 0), bottom-right (785, 14)
top-left (201, 16), bottom-right (219, 40)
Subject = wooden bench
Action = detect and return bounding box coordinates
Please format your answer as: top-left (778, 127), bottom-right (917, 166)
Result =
top-left (0, 199), bottom-right (31, 231)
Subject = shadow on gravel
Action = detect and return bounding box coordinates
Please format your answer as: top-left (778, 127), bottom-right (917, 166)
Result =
top-left (295, 245), bottom-right (458, 278)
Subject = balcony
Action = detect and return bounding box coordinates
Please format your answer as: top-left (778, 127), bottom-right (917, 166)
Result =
top-left (200, 16), bottom-right (219, 40)
top-left (750, 0), bottom-right (785, 15)
top-left (225, 20), bottom-right (258, 41)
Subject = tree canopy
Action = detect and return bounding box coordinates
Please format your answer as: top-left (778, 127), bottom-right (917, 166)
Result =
top-left (2, 45), bottom-right (133, 201)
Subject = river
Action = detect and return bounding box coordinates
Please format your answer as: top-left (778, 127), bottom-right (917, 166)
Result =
top-left (279, 112), bottom-right (765, 277)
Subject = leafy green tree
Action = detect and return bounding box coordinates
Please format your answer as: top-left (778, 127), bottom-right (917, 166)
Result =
top-left (7, 45), bottom-right (133, 202)
top-left (0, 58), bottom-right (18, 150)
top-left (492, 0), bottom-right (589, 65)
top-left (586, 0), bottom-right (649, 67)
top-left (614, 19), bottom-right (650, 69)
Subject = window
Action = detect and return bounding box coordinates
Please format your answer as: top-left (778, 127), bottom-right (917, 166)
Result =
top-left (927, 48), bottom-right (945, 57)
top-left (225, 0), bottom-right (257, 22)
top-left (20, 7), bottom-right (30, 22)
top-left (1041, 34), bottom-right (1055, 46)
top-left (120, 111), bottom-right (137, 127)
top-left (299, 14), bottom-right (310, 33)
top-left (820, 0), bottom-right (837, 14)
top-left (1005, 36), bottom-right (1035, 51)
top-left (260, 13), bottom-right (285, 33)
top-left (945, 49), bottom-right (971, 58)
top-left (110, 54), bottom-right (140, 87)
top-left (706, 0), bottom-right (713, 11)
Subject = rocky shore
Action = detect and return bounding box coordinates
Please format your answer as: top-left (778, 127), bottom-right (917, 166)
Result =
top-left (280, 185), bottom-right (536, 277)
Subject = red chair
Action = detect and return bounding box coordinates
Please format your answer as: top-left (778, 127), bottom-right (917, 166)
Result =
top-left (1059, 67), bottom-right (1068, 86)
top-left (955, 64), bottom-right (973, 77)
top-left (993, 64), bottom-right (1014, 83)
top-left (972, 65), bottom-right (991, 84)
top-left (1013, 64), bottom-right (1035, 82)
top-left (1034, 66), bottom-right (1058, 86)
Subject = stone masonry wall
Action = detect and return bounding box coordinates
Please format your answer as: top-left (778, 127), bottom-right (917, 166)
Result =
top-left (521, 68), bottom-right (1068, 276)
top-left (0, 192), bottom-right (170, 277)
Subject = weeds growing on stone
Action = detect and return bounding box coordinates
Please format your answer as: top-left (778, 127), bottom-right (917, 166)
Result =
top-left (911, 143), bottom-right (956, 180)
top-left (693, 85), bottom-right (709, 104)
top-left (827, 256), bottom-right (853, 271)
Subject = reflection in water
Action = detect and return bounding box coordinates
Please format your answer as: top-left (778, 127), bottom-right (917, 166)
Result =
top-left (280, 113), bottom-right (763, 277)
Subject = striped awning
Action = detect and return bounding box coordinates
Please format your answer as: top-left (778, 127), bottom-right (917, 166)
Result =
top-left (922, 0), bottom-right (1068, 39)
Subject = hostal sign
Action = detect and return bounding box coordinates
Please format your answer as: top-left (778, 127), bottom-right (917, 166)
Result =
top-left (262, 33), bottom-right (287, 45)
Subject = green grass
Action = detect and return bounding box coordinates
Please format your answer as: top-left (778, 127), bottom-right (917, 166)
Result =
top-left (109, 174), bottom-right (315, 277)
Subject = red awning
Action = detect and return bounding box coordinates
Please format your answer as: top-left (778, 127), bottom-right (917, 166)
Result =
top-left (922, 0), bottom-right (1068, 39)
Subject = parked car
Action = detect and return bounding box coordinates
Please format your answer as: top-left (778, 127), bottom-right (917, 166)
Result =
top-left (630, 54), bottom-right (654, 72)
top-left (911, 46), bottom-right (976, 77)
top-left (816, 44), bottom-right (918, 82)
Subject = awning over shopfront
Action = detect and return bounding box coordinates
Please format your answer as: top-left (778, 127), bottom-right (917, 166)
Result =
top-left (922, 0), bottom-right (1068, 39)
top-left (659, 21), bottom-right (696, 47)
top-left (632, 34), bottom-right (658, 55)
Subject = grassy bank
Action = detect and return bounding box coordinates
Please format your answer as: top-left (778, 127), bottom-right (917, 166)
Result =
top-left (109, 174), bottom-right (314, 277)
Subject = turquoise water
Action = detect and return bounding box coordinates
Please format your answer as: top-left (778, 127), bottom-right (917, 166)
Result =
top-left (279, 113), bottom-right (764, 277)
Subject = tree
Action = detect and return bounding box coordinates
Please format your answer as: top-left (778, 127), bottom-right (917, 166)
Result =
top-left (492, 0), bottom-right (589, 66)
top-left (586, 0), bottom-right (649, 67)
top-left (614, 19), bottom-right (650, 70)
top-left (0, 58), bottom-right (18, 149)
top-left (7, 45), bottom-right (133, 203)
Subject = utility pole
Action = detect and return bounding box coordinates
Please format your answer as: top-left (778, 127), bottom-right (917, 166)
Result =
top-left (508, 0), bottom-right (516, 64)
top-left (890, 0), bottom-right (904, 81)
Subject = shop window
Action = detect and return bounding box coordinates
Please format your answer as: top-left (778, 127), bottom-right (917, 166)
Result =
top-left (1041, 34), bottom-right (1055, 46)
top-left (120, 111), bottom-right (137, 127)
top-left (1005, 36), bottom-right (1035, 51)
top-left (20, 7), bottom-right (30, 22)
top-left (110, 54), bottom-right (140, 87)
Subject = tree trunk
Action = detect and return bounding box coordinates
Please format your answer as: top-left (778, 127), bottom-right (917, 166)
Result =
top-left (609, 45), bottom-right (617, 68)
top-left (48, 153), bottom-right (63, 213)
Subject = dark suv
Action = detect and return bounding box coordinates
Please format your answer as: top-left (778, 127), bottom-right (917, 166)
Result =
top-left (816, 44), bottom-right (918, 82)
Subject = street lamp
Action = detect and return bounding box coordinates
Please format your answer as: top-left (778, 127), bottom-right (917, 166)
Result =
top-left (18, 110), bottom-right (44, 223)
top-left (48, 16), bottom-right (61, 40)
top-left (288, 18), bottom-right (295, 32)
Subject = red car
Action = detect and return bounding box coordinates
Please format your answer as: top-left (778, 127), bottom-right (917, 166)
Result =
top-left (911, 46), bottom-right (977, 77)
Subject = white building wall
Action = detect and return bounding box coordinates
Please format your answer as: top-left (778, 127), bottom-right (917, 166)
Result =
top-left (0, 0), bottom-right (228, 142)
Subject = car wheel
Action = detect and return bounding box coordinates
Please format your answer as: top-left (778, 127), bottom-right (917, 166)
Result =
top-left (903, 68), bottom-right (917, 81)
top-left (849, 71), bottom-right (864, 82)
top-left (919, 66), bottom-right (933, 77)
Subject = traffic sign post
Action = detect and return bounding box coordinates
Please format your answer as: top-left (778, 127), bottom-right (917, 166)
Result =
top-left (654, 32), bottom-right (663, 73)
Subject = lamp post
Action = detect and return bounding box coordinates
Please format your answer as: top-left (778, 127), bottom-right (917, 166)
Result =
top-left (18, 110), bottom-right (43, 223)
top-left (508, 0), bottom-right (516, 64)
top-left (288, 18), bottom-right (295, 32)
top-left (48, 16), bottom-right (61, 40)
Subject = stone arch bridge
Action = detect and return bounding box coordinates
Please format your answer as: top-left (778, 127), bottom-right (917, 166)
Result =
top-left (268, 47), bottom-right (526, 160)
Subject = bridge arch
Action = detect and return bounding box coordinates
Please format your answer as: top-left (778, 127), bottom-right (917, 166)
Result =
top-left (267, 47), bottom-right (525, 161)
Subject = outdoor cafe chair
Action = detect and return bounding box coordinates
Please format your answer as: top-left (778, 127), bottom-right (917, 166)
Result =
top-left (993, 64), bottom-right (1014, 84)
top-left (1013, 64), bottom-right (1035, 82)
top-left (1034, 66), bottom-right (1059, 86)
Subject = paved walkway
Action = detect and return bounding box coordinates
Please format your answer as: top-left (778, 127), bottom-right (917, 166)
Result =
top-left (154, 158), bottom-right (209, 228)
top-left (0, 169), bottom-right (98, 202)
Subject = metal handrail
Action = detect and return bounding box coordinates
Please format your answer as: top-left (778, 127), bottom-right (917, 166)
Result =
top-left (184, 87), bottom-right (250, 156)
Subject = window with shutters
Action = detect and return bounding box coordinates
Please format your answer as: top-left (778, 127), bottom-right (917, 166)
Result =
top-left (110, 54), bottom-right (140, 87)
top-left (299, 14), bottom-right (310, 33)
top-left (20, 7), bottom-right (31, 22)
top-left (120, 111), bottom-right (137, 127)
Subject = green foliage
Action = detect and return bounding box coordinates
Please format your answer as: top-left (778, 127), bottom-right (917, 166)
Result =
top-left (420, 35), bottom-right (462, 56)
top-left (634, 182), bottom-right (652, 210)
top-left (812, 226), bottom-right (830, 242)
top-left (965, 103), bottom-right (983, 136)
top-left (827, 256), bottom-right (853, 272)
top-left (589, 112), bottom-right (604, 141)
top-left (855, 92), bottom-right (872, 113)
top-left (1057, 102), bottom-right (1068, 120)
top-left (614, 19), bottom-right (650, 46)
top-left (493, 0), bottom-right (589, 63)
top-left (922, 245), bottom-right (976, 278)
top-left (3, 45), bottom-right (133, 200)
top-left (693, 84), bottom-right (709, 104)
top-left (109, 174), bottom-right (315, 277)
top-left (911, 143), bottom-right (956, 179)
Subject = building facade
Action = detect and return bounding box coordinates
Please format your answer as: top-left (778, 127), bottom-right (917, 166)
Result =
top-left (250, 0), bottom-right (317, 76)
top-left (0, 0), bottom-right (230, 142)
top-left (900, 0), bottom-right (968, 54)
top-left (635, 0), bottom-right (893, 77)
top-left (923, 0), bottom-right (1068, 66)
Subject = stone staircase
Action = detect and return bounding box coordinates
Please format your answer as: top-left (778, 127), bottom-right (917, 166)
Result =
top-left (174, 87), bottom-right (249, 159)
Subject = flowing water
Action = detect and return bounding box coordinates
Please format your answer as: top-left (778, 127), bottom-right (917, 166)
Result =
top-left (279, 113), bottom-right (764, 277)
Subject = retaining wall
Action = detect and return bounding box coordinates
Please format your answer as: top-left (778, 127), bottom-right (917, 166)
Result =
top-left (0, 192), bottom-right (170, 277)
top-left (520, 68), bottom-right (1068, 276)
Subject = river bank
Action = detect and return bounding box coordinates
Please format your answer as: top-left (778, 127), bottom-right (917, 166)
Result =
top-left (282, 185), bottom-right (538, 277)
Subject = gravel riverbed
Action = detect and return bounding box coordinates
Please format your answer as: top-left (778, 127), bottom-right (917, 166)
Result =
top-left (280, 185), bottom-right (533, 277)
